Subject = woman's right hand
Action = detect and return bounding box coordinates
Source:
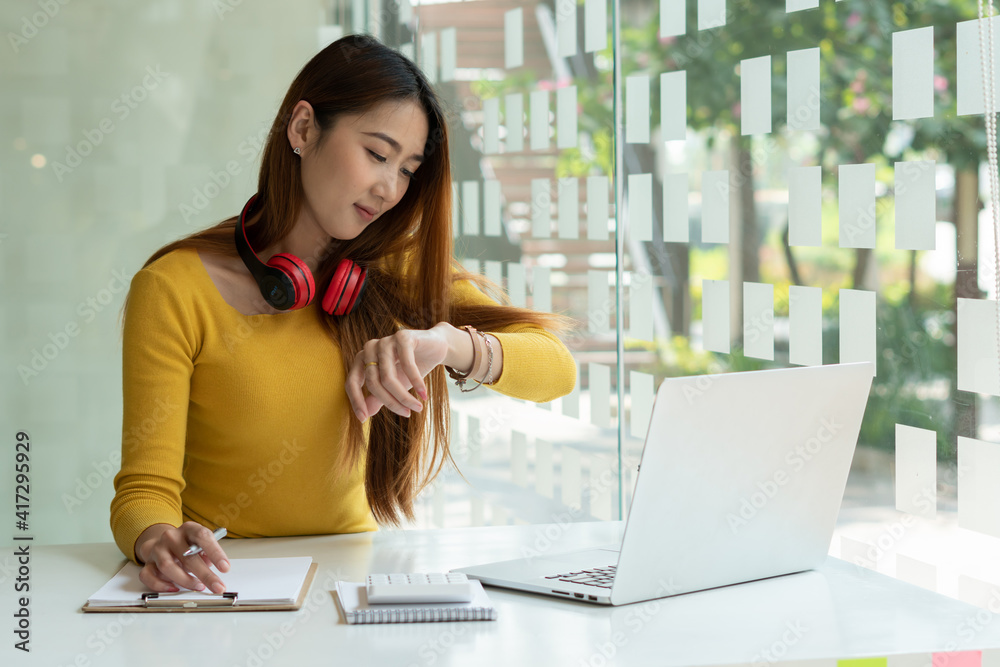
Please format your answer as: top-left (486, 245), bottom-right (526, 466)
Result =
top-left (134, 522), bottom-right (230, 594)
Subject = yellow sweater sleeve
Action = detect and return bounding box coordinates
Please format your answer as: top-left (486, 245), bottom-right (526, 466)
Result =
top-left (451, 280), bottom-right (577, 403)
top-left (111, 267), bottom-right (195, 561)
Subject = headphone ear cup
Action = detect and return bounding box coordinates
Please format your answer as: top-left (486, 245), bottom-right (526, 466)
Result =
top-left (322, 259), bottom-right (366, 315)
top-left (266, 253), bottom-right (315, 310)
top-left (342, 265), bottom-right (367, 313)
top-left (349, 268), bottom-right (368, 309)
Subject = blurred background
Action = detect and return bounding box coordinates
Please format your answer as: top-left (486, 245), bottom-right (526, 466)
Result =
top-left (3, 0), bottom-right (1000, 608)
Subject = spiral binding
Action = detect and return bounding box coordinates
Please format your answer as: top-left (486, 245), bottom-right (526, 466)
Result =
top-left (347, 605), bottom-right (496, 624)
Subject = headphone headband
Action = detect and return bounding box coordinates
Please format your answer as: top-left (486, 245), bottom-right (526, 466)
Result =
top-left (234, 193), bottom-right (265, 279)
top-left (233, 194), bottom-right (304, 310)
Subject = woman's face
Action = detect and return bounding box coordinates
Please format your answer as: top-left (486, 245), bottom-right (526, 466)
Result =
top-left (291, 98), bottom-right (429, 241)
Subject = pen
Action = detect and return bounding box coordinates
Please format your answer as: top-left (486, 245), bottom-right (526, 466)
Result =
top-left (182, 527), bottom-right (227, 557)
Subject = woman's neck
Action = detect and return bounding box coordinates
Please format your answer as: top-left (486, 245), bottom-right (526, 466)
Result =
top-left (261, 219), bottom-right (333, 276)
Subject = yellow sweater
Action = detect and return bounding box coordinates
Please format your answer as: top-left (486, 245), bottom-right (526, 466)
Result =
top-left (110, 248), bottom-right (576, 561)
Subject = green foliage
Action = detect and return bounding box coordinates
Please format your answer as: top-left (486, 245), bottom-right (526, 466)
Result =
top-left (617, 0), bottom-right (989, 170)
top-left (644, 336), bottom-right (771, 378)
top-left (557, 128), bottom-right (614, 178)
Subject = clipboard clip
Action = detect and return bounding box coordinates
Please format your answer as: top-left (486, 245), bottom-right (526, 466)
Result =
top-left (141, 592), bottom-right (238, 608)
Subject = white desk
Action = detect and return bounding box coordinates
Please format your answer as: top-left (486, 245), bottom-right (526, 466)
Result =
top-left (18, 522), bottom-right (1000, 666)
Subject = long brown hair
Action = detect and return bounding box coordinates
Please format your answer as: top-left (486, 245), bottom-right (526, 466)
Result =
top-left (125, 35), bottom-right (573, 525)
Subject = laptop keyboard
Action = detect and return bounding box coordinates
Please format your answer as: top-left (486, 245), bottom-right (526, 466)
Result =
top-left (544, 565), bottom-right (617, 588)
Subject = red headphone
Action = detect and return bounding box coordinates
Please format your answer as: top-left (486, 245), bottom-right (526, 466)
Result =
top-left (234, 193), bottom-right (366, 314)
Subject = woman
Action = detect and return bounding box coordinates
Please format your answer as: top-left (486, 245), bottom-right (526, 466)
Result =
top-left (110, 35), bottom-right (577, 596)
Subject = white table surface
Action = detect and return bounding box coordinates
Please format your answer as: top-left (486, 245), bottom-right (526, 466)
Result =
top-left (12, 522), bottom-right (1000, 667)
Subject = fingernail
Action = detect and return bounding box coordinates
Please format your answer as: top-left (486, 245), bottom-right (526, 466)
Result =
top-left (356, 410), bottom-right (366, 421)
top-left (211, 583), bottom-right (226, 594)
top-left (195, 582), bottom-right (206, 591)
top-left (220, 559), bottom-right (230, 570)
top-left (403, 409), bottom-right (411, 418)
top-left (419, 389), bottom-right (428, 401)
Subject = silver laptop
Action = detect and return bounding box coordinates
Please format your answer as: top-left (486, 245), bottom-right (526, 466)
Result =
top-left (454, 362), bottom-right (875, 606)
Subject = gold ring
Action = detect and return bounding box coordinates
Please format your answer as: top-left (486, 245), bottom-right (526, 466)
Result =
top-left (365, 361), bottom-right (379, 368)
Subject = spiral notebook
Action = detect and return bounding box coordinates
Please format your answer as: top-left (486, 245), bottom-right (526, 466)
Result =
top-left (334, 580), bottom-right (497, 624)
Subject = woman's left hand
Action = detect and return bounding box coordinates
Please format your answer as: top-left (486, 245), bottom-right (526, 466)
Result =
top-left (346, 323), bottom-right (453, 421)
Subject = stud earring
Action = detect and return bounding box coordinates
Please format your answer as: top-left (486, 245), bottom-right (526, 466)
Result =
top-left (293, 147), bottom-right (301, 155)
